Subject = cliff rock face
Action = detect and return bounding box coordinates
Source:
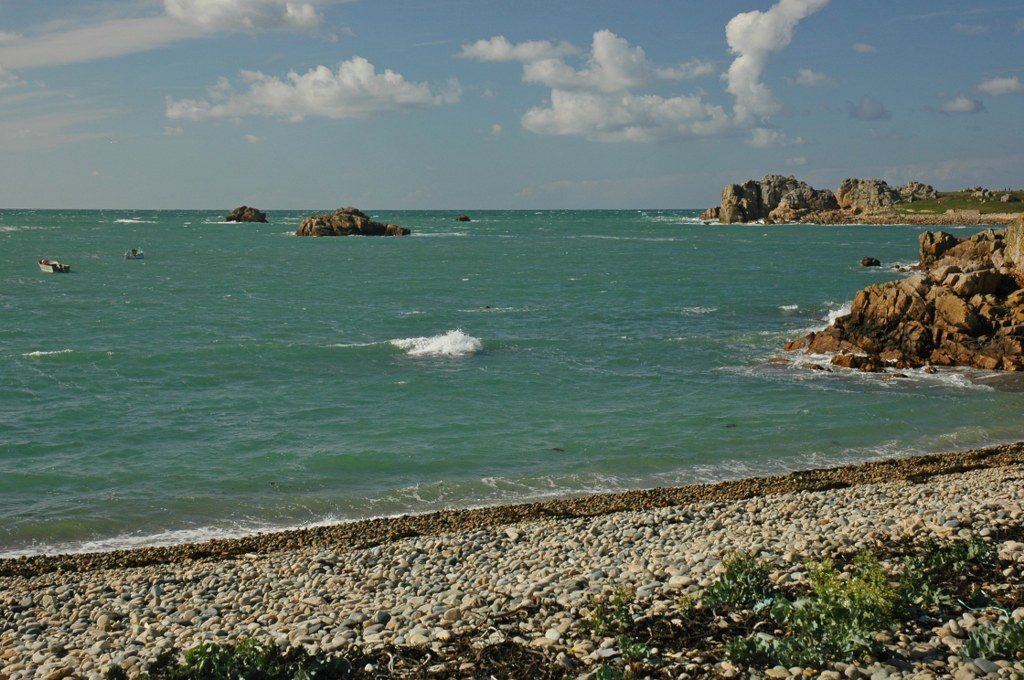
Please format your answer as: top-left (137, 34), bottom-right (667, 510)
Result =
top-left (226, 206), bottom-right (267, 223)
top-left (295, 207), bottom-right (410, 237)
top-left (768, 186), bottom-right (840, 222)
top-left (785, 221), bottom-right (1024, 371)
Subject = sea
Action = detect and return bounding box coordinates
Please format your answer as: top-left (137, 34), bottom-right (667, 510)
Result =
top-left (2, 209), bottom-right (1022, 556)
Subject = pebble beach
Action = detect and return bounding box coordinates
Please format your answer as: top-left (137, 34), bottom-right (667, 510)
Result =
top-left (3, 443), bottom-right (1024, 678)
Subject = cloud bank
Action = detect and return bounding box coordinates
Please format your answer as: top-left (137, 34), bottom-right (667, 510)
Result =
top-left (166, 57), bottom-right (460, 121)
top-left (977, 76), bottom-right (1023, 96)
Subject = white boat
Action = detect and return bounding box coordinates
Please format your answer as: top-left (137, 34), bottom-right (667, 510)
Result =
top-left (124, 248), bottom-right (145, 260)
top-left (39, 259), bottom-right (70, 273)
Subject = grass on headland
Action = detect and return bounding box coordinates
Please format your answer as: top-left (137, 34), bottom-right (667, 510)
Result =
top-left (898, 190), bottom-right (1024, 215)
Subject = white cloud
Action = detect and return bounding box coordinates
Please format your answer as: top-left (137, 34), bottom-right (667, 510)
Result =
top-left (977, 76), bottom-right (1023, 96)
top-left (0, 109), bottom-right (108, 151)
top-left (846, 96), bottom-right (890, 120)
top-left (164, 126), bottom-right (185, 136)
top-left (939, 95), bottom-right (985, 115)
top-left (852, 42), bottom-right (876, 53)
top-left (952, 23), bottom-right (989, 35)
top-left (0, 65), bottom-right (24, 89)
top-left (164, 0), bottom-right (326, 31)
top-left (490, 123), bottom-right (502, 135)
top-left (458, 36), bottom-right (578, 63)
top-left (747, 127), bottom-right (803, 148)
top-left (243, 133), bottom-right (262, 143)
top-left (464, 30), bottom-right (726, 143)
top-left (521, 89), bottom-right (730, 142)
top-left (724, 0), bottom-right (831, 123)
top-left (0, 1), bottom-right (346, 70)
top-left (793, 68), bottom-right (835, 87)
top-left (166, 57), bottom-right (461, 121)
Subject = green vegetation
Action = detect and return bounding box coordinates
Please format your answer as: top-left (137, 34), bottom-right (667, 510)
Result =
top-left (583, 586), bottom-right (636, 636)
top-left (962, 618), bottom-right (1024, 661)
top-left (704, 552), bottom-right (775, 610)
top-left (900, 535), bottom-right (996, 612)
top-left (726, 554), bottom-right (898, 667)
top-left (106, 639), bottom-right (351, 680)
top-left (898, 190), bottom-right (1024, 215)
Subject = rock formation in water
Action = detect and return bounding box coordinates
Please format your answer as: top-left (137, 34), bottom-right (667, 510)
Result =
top-left (785, 216), bottom-right (1024, 371)
top-left (456, 215), bottom-right (471, 222)
top-left (226, 206), bottom-right (267, 223)
top-left (295, 207), bottom-right (410, 237)
top-left (861, 257), bottom-right (881, 267)
top-left (700, 176), bottom-right (956, 225)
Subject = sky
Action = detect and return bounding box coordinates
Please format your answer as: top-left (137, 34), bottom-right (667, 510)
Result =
top-left (0, 0), bottom-right (1021, 209)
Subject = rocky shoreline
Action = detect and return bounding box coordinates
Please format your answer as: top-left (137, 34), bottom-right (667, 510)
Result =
top-left (4, 443), bottom-right (1024, 678)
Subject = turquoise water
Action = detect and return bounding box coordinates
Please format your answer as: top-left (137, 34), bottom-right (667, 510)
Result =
top-left (2, 210), bottom-right (1022, 555)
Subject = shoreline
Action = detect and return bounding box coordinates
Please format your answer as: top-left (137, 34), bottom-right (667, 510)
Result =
top-left (4, 441), bottom-right (1024, 579)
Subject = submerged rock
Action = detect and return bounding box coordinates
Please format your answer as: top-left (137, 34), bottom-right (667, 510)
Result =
top-left (295, 207), bottom-right (410, 237)
top-left (786, 215), bottom-right (1024, 371)
top-left (861, 257), bottom-right (881, 267)
top-left (456, 215), bottom-right (471, 222)
top-left (226, 206), bottom-right (267, 223)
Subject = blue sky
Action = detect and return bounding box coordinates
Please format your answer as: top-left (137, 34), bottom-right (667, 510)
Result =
top-left (0, 0), bottom-right (1021, 209)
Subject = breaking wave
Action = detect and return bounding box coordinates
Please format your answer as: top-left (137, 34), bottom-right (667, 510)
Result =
top-left (389, 329), bottom-right (482, 357)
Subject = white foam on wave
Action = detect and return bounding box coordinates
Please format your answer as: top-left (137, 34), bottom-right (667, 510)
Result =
top-left (579, 234), bottom-right (682, 243)
top-left (0, 225), bottom-right (53, 233)
top-left (779, 304), bottom-right (799, 311)
top-left (22, 349), bottom-right (74, 357)
top-left (680, 306), bottom-right (718, 316)
top-left (114, 218), bottom-right (156, 224)
top-left (826, 301), bottom-right (852, 326)
top-left (390, 329), bottom-right (482, 357)
top-left (411, 232), bottom-right (467, 238)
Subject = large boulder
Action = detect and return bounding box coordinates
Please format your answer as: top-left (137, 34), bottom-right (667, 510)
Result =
top-left (834, 178), bottom-right (900, 211)
top-left (296, 207), bottom-right (410, 237)
top-left (720, 180), bottom-right (763, 223)
top-left (897, 181), bottom-right (937, 202)
top-left (226, 205), bottom-right (267, 223)
top-left (1005, 215), bottom-right (1024, 267)
top-left (768, 186), bottom-right (839, 222)
top-left (786, 228), bottom-right (1024, 371)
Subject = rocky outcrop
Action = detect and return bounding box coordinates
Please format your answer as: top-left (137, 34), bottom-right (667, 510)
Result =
top-left (226, 206), bottom-right (267, 223)
top-left (861, 257), bottom-right (881, 267)
top-left (835, 179), bottom-right (899, 212)
top-left (785, 216), bottom-right (1024, 371)
top-left (898, 181), bottom-right (937, 202)
top-left (295, 207), bottom-right (410, 237)
top-left (717, 175), bottom-right (829, 224)
top-left (456, 215), bottom-right (471, 222)
top-left (768, 186), bottom-right (839, 222)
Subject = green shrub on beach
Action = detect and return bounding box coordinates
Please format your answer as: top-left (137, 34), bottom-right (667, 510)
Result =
top-left (962, 617), bottom-right (1024, 661)
top-left (703, 552), bottom-right (775, 610)
top-left (583, 586), bottom-right (636, 636)
top-left (727, 554), bottom-right (898, 667)
top-left (108, 639), bottom-right (351, 680)
top-left (899, 536), bottom-right (996, 612)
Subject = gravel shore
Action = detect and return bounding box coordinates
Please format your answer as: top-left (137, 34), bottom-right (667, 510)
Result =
top-left (3, 443), bottom-right (1024, 678)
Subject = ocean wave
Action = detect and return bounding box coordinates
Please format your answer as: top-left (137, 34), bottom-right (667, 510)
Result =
top-left (114, 219), bottom-right (157, 224)
top-left (389, 329), bottom-right (482, 357)
top-left (411, 232), bottom-right (468, 238)
top-left (680, 306), bottom-right (718, 316)
top-left (22, 349), bottom-right (74, 357)
top-left (458, 306), bottom-right (531, 314)
top-left (0, 225), bottom-right (53, 233)
top-left (779, 304), bottom-right (799, 312)
top-left (579, 234), bottom-right (683, 243)
top-left (825, 301), bottom-right (852, 326)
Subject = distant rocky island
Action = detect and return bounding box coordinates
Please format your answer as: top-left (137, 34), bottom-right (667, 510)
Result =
top-left (786, 215), bottom-right (1024, 372)
top-left (295, 207), bottom-right (410, 237)
top-left (225, 205), bottom-right (267, 223)
top-left (701, 175), bottom-right (1022, 226)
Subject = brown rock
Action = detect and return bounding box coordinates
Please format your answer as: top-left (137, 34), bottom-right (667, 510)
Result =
top-left (226, 205), bottom-right (267, 223)
top-left (456, 215), bottom-right (471, 222)
top-left (296, 207), bottom-right (410, 237)
top-left (861, 257), bottom-right (881, 267)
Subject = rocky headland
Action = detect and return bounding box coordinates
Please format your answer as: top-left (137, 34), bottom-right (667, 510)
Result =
top-left (700, 175), bottom-right (1020, 226)
top-left (786, 216), bottom-right (1024, 372)
top-left (295, 207), bottom-right (410, 237)
top-left (224, 206), bottom-right (267, 223)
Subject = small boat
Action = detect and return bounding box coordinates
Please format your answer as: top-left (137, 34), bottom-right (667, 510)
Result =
top-left (124, 248), bottom-right (145, 260)
top-left (39, 258), bottom-right (70, 273)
